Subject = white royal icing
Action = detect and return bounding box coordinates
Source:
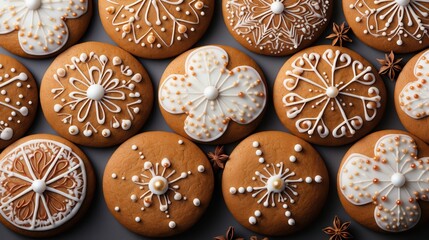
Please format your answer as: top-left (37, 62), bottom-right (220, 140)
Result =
top-left (282, 48), bottom-right (381, 138)
top-left (225, 0), bottom-right (330, 54)
top-left (0, 0), bottom-right (88, 55)
top-left (159, 46), bottom-right (267, 142)
top-left (0, 139), bottom-right (87, 231)
top-left (339, 134), bottom-right (429, 232)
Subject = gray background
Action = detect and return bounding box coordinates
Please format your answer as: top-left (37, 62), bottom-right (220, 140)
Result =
top-left (0, 0), bottom-right (425, 239)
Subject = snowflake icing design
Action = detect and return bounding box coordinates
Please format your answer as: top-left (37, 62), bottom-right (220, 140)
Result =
top-left (159, 46), bottom-right (267, 142)
top-left (228, 141), bottom-right (323, 226)
top-left (105, 0), bottom-right (208, 49)
top-left (282, 49), bottom-right (381, 139)
top-left (399, 49), bottom-right (429, 119)
top-left (51, 52), bottom-right (143, 138)
top-left (0, 140), bottom-right (87, 231)
top-left (225, 0), bottom-right (330, 54)
top-left (349, 0), bottom-right (429, 46)
top-left (339, 134), bottom-right (429, 232)
top-left (0, 0), bottom-right (88, 55)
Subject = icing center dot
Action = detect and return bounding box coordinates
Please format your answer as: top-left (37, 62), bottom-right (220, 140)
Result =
top-left (395, 0), bottom-right (410, 6)
top-left (326, 86), bottom-right (339, 98)
top-left (391, 173), bottom-right (406, 187)
top-left (270, 2), bottom-right (284, 14)
top-left (31, 180), bottom-right (46, 194)
top-left (25, 0), bottom-right (42, 10)
top-left (267, 176), bottom-right (285, 193)
top-left (86, 84), bottom-right (105, 101)
top-left (203, 86), bottom-right (219, 100)
top-left (149, 176), bottom-right (169, 195)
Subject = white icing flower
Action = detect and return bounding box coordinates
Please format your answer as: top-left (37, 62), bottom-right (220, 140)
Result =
top-left (159, 46), bottom-right (266, 142)
top-left (282, 49), bottom-right (381, 138)
top-left (0, 0), bottom-right (88, 55)
top-left (225, 0), bottom-right (330, 54)
top-left (399, 49), bottom-right (429, 119)
top-left (350, 0), bottom-right (429, 46)
top-left (339, 134), bottom-right (429, 232)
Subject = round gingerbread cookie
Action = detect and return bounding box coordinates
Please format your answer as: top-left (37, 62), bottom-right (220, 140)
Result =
top-left (0, 134), bottom-right (95, 237)
top-left (273, 45), bottom-right (386, 146)
top-left (337, 130), bottom-right (429, 232)
top-left (222, 0), bottom-right (333, 56)
top-left (99, 0), bottom-right (214, 59)
top-left (222, 131), bottom-right (329, 236)
top-left (103, 131), bottom-right (214, 237)
top-left (0, 54), bottom-right (38, 149)
top-left (343, 0), bottom-right (429, 53)
top-left (40, 42), bottom-right (154, 148)
top-left (158, 45), bottom-right (267, 145)
top-left (395, 48), bottom-right (429, 144)
top-left (0, 0), bottom-right (93, 58)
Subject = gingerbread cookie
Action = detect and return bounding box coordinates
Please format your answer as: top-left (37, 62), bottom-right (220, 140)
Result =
top-left (0, 54), bottom-right (38, 150)
top-left (337, 130), bottom-right (429, 232)
top-left (273, 45), bottom-right (386, 146)
top-left (0, 134), bottom-right (95, 237)
top-left (395, 49), bottom-right (429, 144)
top-left (99, 0), bottom-right (214, 59)
top-left (343, 0), bottom-right (429, 53)
top-left (0, 0), bottom-right (92, 58)
top-left (222, 0), bottom-right (333, 56)
top-left (222, 131), bottom-right (329, 236)
top-left (159, 45), bottom-right (267, 144)
top-left (40, 42), bottom-right (153, 148)
top-left (103, 131), bottom-right (214, 237)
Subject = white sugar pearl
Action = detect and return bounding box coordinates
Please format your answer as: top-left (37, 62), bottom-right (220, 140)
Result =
top-left (294, 144), bottom-right (302, 152)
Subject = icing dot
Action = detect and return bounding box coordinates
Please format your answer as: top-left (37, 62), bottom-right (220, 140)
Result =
top-left (238, 187), bottom-right (245, 193)
top-left (102, 129), bottom-right (111, 137)
top-left (270, 1), bottom-right (284, 14)
top-left (254, 210), bottom-right (261, 217)
top-left (294, 144), bottom-right (302, 152)
top-left (197, 165), bottom-right (205, 172)
top-left (168, 221), bottom-right (176, 229)
top-left (305, 177), bottom-right (312, 183)
top-left (395, 0), bottom-right (410, 6)
top-left (326, 86), bottom-right (339, 98)
top-left (111, 173), bottom-right (117, 179)
top-left (288, 218), bottom-right (296, 226)
top-left (193, 198), bottom-right (201, 206)
top-left (246, 186), bottom-right (253, 192)
top-left (131, 145), bottom-right (138, 150)
top-left (229, 187), bottom-right (237, 194)
top-left (252, 141), bottom-right (260, 147)
top-left (25, 0), bottom-right (42, 10)
top-left (178, 140), bottom-right (184, 144)
top-left (249, 216), bottom-right (257, 225)
top-left (68, 125), bottom-right (79, 135)
top-left (391, 173), bottom-right (406, 187)
top-left (132, 175), bottom-right (139, 182)
top-left (31, 180), bottom-right (46, 194)
top-left (135, 217), bottom-right (141, 223)
top-left (258, 157), bottom-right (265, 163)
top-left (203, 86), bottom-right (219, 100)
top-left (114, 206), bottom-right (120, 212)
top-left (256, 150), bottom-right (262, 156)
top-left (131, 194), bottom-right (137, 202)
top-left (285, 211), bottom-right (291, 217)
top-left (289, 155), bottom-right (297, 162)
top-left (315, 175), bottom-right (323, 183)
top-left (87, 84), bottom-right (105, 101)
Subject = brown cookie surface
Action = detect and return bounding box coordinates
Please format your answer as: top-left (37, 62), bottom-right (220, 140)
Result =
top-left (337, 130), bottom-right (429, 232)
top-left (273, 45), bottom-right (386, 146)
top-left (158, 45), bottom-right (267, 145)
top-left (103, 131), bottom-right (214, 237)
top-left (0, 0), bottom-right (93, 58)
top-left (0, 54), bottom-right (38, 149)
top-left (40, 42), bottom-right (154, 147)
top-left (222, 131), bottom-right (329, 236)
top-left (222, 0), bottom-right (333, 56)
top-left (395, 48), bottom-right (429, 144)
top-left (343, 0), bottom-right (429, 53)
top-left (0, 134), bottom-right (95, 237)
top-left (99, 0), bottom-right (214, 59)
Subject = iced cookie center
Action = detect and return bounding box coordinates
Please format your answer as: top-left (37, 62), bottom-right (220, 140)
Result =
top-left (203, 86), bottom-right (219, 100)
top-left (32, 180), bottom-right (47, 194)
top-left (391, 173), bottom-right (406, 187)
top-left (149, 176), bottom-right (169, 195)
top-left (270, 2), bottom-right (285, 14)
top-left (87, 84), bottom-right (105, 101)
top-left (395, 0), bottom-right (410, 6)
top-left (25, 0), bottom-right (42, 10)
top-left (326, 86), bottom-right (339, 98)
top-left (267, 176), bottom-right (285, 193)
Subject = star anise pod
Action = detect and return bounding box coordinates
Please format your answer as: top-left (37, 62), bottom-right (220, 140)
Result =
top-left (214, 226), bottom-right (244, 240)
top-left (323, 216), bottom-right (353, 240)
top-left (326, 22), bottom-right (353, 47)
top-left (250, 236), bottom-right (269, 240)
top-left (377, 51), bottom-right (403, 81)
top-left (208, 145), bottom-right (229, 173)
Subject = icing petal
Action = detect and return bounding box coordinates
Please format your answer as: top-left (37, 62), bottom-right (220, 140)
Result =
top-left (185, 46), bottom-right (229, 82)
top-left (159, 74), bottom-right (192, 114)
top-left (0, 1), bottom-right (24, 34)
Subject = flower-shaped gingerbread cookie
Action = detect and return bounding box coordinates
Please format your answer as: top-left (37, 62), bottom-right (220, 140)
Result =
top-left (159, 46), bottom-right (267, 144)
top-left (339, 133), bottom-right (429, 232)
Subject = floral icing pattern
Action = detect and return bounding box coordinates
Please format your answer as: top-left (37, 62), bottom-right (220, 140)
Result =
top-left (159, 46), bottom-right (267, 142)
top-left (339, 134), bottom-right (429, 232)
top-left (104, 0), bottom-right (208, 49)
top-left (225, 0), bottom-right (330, 54)
top-left (0, 0), bottom-right (88, 55)
top-left (228, 141), bottom-right (323, 226)
top-left (0, 139), bottom-right (87, 231)
top-left (399, 49), bottom-right (429, 119)
top-left (282, 48), bottom-right (381, 139)
top-left (51, 52), bottom-right (144, 138)
top-left (348, 0), bottom-right (429, 46)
